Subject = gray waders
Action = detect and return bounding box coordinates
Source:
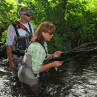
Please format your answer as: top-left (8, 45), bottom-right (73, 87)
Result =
top-left (18, 53), bottom-right (44, 94)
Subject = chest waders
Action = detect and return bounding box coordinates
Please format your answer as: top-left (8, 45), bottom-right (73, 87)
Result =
top-left (20, 42), bottom-right (49, 82)
top-left (12, 21), bottom-right (33, 72)
top-left (12, 21), bottom-right (32, 57)
top-left (18, 53), bottom-right (40, 87)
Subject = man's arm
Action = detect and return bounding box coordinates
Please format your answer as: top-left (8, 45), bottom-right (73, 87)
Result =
top-left (6, 45), bottom-right (16, 71)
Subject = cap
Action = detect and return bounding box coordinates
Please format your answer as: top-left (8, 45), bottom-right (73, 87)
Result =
top-left (19, 6), bottom-right (35, 16)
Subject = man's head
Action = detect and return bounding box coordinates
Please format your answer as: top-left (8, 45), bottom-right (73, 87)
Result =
top-left (19, 6), bottom-right (35, 16)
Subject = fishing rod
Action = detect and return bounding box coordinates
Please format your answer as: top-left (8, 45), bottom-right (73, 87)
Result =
top-left (52, 46), bottom-right (97, 71)
top-left (56, 46), bottom-right (97, 63)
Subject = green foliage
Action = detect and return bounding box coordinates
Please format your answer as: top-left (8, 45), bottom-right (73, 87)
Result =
top-left (1, 0), bottom-right (97, 54)
top-left (0, 0), bottom-right (18, 25)
top-left (64, 0), bottom-right (97, 47)
top-left (48, 33), bottom-right (71, 53)
top-left (0, 30), bottom-right (7, 44)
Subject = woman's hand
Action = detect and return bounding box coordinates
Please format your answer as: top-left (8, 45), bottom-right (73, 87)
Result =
top-left (53, 51), bottom-right (62, 58)
top-left (39, 61), bottom-right (63, 73)
top-left (52, 61), bottom-right (63, 68)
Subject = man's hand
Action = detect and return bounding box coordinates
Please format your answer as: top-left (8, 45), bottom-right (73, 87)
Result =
top-left (9, 61), bottom-right (16, 71)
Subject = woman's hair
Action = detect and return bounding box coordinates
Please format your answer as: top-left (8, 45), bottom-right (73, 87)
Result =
top-left (31, 22), bottom-right (56, 43)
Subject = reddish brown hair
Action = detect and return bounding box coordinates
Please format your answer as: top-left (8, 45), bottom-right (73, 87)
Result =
top-left (31, 22), bottom-right (56, 43)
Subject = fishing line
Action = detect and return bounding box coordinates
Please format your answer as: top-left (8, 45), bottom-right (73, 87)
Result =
top-left (54, 46), bottom-right (97, 71)
top-left (62, 46), bottom-right (97, 62)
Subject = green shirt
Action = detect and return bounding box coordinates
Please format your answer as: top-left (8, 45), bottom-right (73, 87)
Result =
top-left (27, 42), bottom-right (49, 76)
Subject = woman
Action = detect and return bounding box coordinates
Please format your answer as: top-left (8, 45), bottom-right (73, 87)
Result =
top-left (18, 22), bottom-right (63, 93)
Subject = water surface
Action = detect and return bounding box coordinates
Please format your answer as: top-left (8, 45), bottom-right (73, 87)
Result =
top-left (0, 52), bottom-right (97, 97)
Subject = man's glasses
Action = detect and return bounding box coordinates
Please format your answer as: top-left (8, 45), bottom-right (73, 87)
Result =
top-left (24, 14), bottom-right (31, 17)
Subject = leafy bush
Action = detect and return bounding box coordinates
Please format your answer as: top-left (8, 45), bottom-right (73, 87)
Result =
top-left (0, 0), bottom-right (97, 55)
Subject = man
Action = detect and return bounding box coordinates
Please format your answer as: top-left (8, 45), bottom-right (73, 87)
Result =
top-left (6, 6), bottom-right (34, 73)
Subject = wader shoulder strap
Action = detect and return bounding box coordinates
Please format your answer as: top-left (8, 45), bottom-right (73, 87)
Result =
top-left (28, 22), bottom-right (32, 34)
top-left (12, 23), bottom-right (19, 37)
top-left (15, 21), bottom-right (32, 37)
top-left (40, 42), bottom-right (48, 58)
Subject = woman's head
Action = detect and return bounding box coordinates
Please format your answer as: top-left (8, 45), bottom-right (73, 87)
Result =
top-left (31, 22), bottom-right (56, 42)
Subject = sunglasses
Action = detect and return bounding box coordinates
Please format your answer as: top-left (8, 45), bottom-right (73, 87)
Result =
top-left (47, 32), bottom-right (53, 35)
top-left (24, 14), bottom-right (31, 17)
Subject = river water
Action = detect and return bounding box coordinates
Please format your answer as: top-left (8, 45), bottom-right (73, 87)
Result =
top-left (0, 52), bottom-right (97, 97)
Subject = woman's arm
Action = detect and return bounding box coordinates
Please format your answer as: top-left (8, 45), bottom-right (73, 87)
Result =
top-left (48, 54), bottom-right (53, 60)
top-left (39, 61), bottom-right (63, 73)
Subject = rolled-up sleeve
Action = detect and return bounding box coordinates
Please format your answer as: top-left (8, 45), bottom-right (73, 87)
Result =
top-left (6, 26), bottom-right (15, 46)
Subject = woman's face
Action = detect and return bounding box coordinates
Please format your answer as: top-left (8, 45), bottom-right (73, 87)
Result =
top-left (42, 31), bottom-right (54, 41)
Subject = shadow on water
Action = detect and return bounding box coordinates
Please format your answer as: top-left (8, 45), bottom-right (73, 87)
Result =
top-left (1, 52), bottom-right (97, 97)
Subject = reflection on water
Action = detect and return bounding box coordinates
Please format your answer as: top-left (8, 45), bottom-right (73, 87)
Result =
top-left (1, 52), bottom-right (97, 97)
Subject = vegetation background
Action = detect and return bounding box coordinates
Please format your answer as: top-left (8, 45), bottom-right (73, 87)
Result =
top-left (0, 0), bottom-right (97, 58)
